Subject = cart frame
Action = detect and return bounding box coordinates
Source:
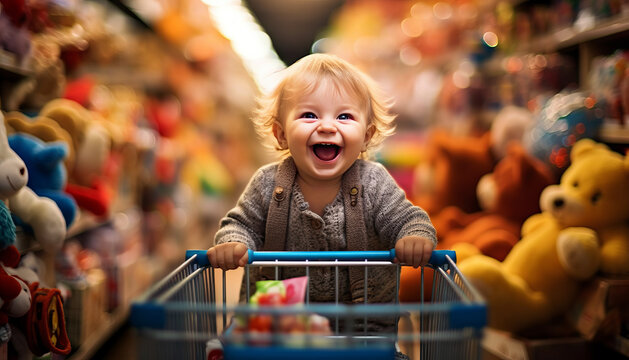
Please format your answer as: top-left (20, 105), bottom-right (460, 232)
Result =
top-left (131, 249), bottom-right (486, 360)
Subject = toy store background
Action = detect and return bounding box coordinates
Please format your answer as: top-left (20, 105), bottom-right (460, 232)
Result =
top-left (1, 0), bottom-right (628, 359)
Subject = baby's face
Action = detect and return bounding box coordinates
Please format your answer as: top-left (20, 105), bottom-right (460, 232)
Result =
top-left (274, 79), bottom-right (372, 184)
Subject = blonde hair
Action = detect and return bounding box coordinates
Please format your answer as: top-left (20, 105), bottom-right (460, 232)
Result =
top-left (252, 53), bottom-right (396, 157)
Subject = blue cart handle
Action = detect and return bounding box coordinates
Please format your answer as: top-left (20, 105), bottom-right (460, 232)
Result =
top-left (187, 249), bottom-right (455, 267)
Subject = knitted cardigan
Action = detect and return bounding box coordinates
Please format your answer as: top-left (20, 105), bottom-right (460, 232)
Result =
top-left (214, 158), bottom-right (437, 304)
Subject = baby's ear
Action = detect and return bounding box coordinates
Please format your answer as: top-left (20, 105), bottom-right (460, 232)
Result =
top-left (361, 125), bottom-right (375, 151)
top-left (272, 121), bottom-right (288, 149)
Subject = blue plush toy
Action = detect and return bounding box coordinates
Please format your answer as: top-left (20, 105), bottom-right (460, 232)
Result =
top-left (8, 133), bottom-right (77, 229)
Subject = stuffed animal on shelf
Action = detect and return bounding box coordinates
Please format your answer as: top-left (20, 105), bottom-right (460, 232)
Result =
top-left (437, 143), bottom-right (555, 262)
top-left (1, 112), bottom-right (66, 253)
top-left (39, 98), bottom-right (112, 217)
top-left (458, 138), bottom-right (629, 333)
top-left (0, 124), bottom-right (25, 251)
top-left (4, 111), bottom-right (75, 170)
top-left (489, 105), bottom-right (535, 160)
top-left (412, 130), bottom-right (495, 216)
top-left (8, 133), bottom-right (77, 229)
top-left (4, 259), bottom-right (71, 359)
top-left (0, 246), bottom-right (32, 344)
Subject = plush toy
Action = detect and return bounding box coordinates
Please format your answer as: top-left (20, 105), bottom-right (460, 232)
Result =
top-left (0, 246), bottom-right (32, 339)
top-left (490, 105), bottom-right (535, 160)
top-left (412, 130), bottom-right (495, 216)
top-left (5, 260), bottom-right (71, 358)
top-left (0, 117), bottom-right (28, 191)
top-left (437, 143), bottom-right (555, 261)
top-left (1, 112), bottom-right (66, 253)
top-left (0, 112), bottom-right (29, 245)
top-left (458, 138), bottom-right (629, 333)
top-left (402, 152), bottom-right (548, 300)
top-left (4, 111), bottom-right (75, 169)
top-left (8, 133), bottom-right (77, 228)
top-left (39, 98), bottom-right (112, 217)
top-left (0, 113), bottom-right (27, 250)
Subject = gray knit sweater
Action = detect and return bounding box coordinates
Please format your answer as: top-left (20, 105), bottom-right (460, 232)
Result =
top-left (214, 158), bottom-right (436, 304)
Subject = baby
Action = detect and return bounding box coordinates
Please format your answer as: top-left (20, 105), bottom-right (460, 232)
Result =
top-left (208, 53), bottom-right (436, 305)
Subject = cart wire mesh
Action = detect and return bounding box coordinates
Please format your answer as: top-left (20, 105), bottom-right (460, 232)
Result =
top-left (131, 249), bottom-right (486, 360)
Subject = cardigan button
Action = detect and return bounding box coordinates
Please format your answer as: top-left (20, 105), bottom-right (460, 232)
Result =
top-left (273, 186), bottom-right (285, 201)
top-left (311, 219), bottom-right (322, 230)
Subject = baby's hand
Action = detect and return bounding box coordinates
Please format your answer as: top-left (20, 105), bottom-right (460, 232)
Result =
top-left (395, 236), bottom-right (434, 268)
top-left (207, 242), bottom-right (249, 270)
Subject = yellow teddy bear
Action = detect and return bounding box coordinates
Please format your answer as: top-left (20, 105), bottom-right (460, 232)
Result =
top-left (458, 138), bottom-right (629, 333)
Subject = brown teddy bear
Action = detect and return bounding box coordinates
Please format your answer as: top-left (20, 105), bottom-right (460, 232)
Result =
top-left (436, 143), bottom-right (555, 261)
top-left (400, 143), bottom-right (554, 303)
top-left (412, 130), bottom-right (495, 216)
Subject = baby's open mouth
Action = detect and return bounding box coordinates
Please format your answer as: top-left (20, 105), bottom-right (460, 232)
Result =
top-left (312, 143), bottom-right (340, 161)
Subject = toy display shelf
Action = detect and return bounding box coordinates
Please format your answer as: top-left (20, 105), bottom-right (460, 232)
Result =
top-left (515, 14), bottom-right (629, 54)
top-left (599, 123), bottom-right (629, 144)
top-left (0, 51), bottom-right (33, 111)
top-left (0, 52), bottom-right (32, 80)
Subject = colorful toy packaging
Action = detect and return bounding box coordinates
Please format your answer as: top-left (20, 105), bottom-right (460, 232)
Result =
top-left (232, 276), bottom-right (331, 337)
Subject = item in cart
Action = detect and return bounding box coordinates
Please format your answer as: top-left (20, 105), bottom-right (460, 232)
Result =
top-left (233, 276), bottom-right (332, 344)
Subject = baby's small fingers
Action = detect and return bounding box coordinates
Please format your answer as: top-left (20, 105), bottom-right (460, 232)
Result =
top-left (409, 241), bottom-right (422, 269)
top-left (238, 250), bottom-right (249, 267)
top-left (215, 248), bottom-right (226, 269)
top-left (224, 247), bottom-right (239, 270)
top-left (420, 242), bottom-right (433, 266)
top-left (207, 248), bottom-right (218, 268)
top-left (231, 245), bottom-right (246, 268)
top-left (394, 241), bottom-right (406, 265)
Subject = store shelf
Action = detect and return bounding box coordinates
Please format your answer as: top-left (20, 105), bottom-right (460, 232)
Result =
top-left (599, 122), bottom-right (629, 144)
top-left (0, 53), bottom-right (32, 80)
top-left (66, 306), bottom-right (130, 360)
top-left (517, 14), bottom-right (629, 53)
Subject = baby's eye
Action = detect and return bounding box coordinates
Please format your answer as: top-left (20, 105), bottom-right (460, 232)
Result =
top-left (338, 113), bottom-right (354, 120)
top-left (300, 112), bottom-right (317, 119)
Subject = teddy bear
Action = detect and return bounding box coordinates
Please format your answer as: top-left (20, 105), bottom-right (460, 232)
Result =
top-left (8, 133), bottom-right (77, 229)
top-left (400, 143), bottom-right (554, 304)
top-left (411, 105), bottom-right (535, 220)
top-left (412, 130), bottom-right (495, 216)
top-left (1, 112), bottom-right (66, 253)
top-left (436, 143), bottom-right (555, 262)
top-left (458, 138), bottom-right (629, 333)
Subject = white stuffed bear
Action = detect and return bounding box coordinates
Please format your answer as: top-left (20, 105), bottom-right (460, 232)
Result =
top-left (1, 112), bottom-right (66, 253)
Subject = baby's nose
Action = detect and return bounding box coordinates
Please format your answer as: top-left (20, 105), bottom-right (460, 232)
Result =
top-left (317, 118), bottom-right (337, 132)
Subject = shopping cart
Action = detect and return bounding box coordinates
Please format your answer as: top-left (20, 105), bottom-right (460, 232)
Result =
top-left (131, 249), bottom-right (486, 360)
